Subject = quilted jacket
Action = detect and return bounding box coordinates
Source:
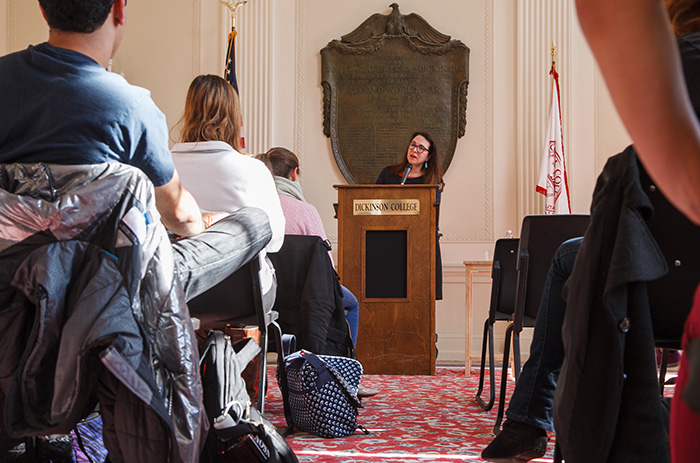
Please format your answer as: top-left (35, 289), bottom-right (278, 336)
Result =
top-left (0, 163), bottom-right (206, 462)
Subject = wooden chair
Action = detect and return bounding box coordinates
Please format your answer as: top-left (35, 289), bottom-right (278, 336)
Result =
top-left (475, 238), bottom-right (519, 411)
top-left (494, 214), bottom-right (590, 434)
top-left (187, 253), bottom-right (284, 414)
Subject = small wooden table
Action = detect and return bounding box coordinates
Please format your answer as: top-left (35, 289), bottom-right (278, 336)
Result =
top-left (464, 261), bottom-right (492, 375)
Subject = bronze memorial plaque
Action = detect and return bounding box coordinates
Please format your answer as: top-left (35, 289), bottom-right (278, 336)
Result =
top-left (322, 3), bottom-right (469, 184)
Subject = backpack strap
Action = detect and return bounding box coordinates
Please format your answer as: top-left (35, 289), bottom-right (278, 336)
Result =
top-left (301, 353), bottom-right (361, 408)
top-left (287, 352), bottom-right (334, 391)
top-left (231, 336), bottom-right (262, 372)
top-left (277, 334), bottom-right (296, 435)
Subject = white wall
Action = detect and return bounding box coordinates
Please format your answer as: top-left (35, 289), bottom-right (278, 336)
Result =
top-left (1, 0), bottom-right (630, 363)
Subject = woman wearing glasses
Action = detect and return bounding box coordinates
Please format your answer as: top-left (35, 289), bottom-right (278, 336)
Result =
top-left (375, 131), bottom-right (445, 299)
top-left (375, 132), bottom-right (444, 188)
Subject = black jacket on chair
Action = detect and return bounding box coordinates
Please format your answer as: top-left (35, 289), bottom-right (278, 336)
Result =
top-left (269, 235), bottom-right (353, 357)
top-left (554, 147), bottom-right (669, 463)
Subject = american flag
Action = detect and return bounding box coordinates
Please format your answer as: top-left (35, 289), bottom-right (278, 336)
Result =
top-left (224, 25), bottom-right (246, 150)
top-left (225, 28), bottom-right (239, 94)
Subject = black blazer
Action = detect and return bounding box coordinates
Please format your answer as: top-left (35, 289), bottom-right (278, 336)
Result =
top-left (554, 147), bottom-right (669, 463)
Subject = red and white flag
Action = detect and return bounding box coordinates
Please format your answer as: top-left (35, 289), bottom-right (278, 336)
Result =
top-left (536, 68), bottom-right (570, 214)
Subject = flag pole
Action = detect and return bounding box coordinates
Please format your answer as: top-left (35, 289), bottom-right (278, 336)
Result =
top-left (220, 0), bottom-right (247, 30)
top-left (537, 40), bottom-right (570, 214)
top-left (220, 0), bottom-right (248, 150)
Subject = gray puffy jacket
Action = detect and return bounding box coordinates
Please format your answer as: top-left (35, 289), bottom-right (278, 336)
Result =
top-left (0, 163), bottom-right (206, 462)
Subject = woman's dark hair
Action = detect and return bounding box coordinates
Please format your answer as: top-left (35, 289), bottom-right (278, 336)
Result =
top-left (389, 131), bottom-right (445, 190)
top-left (39, 0), bottom-right (117, 33)
top-left (665, 0), bottom-right (700, 36)
top-left (179, 74), bottom-right (242, 150)
top-left (256, 147), bottom-right (300, 179)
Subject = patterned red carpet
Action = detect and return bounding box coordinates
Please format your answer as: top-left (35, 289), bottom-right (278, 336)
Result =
top-left (264, 366), bottom-right (557, 463)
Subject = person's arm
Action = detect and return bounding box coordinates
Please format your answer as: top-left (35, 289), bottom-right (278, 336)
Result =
top-left (576, 0), bottom-right (700, 225)
top-left (154, 169), bottom-right (207, 237)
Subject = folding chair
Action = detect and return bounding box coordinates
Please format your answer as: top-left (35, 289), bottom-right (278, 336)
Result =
top-left (475, 238), bottom-right (519, 411)
top-left (640, 164), bottom-right (700, 393)
top-left (268, 235), bottom-right (353, 357)
top-left (187, 253), bottom-right (284, 414)
top-left (494, 214), bottom-right (590, 434)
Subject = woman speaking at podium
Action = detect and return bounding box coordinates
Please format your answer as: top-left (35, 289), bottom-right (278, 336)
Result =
top-left (375, 131), bottom-right (445, 299)
top-left (375, 132), bottom-right (444, 189)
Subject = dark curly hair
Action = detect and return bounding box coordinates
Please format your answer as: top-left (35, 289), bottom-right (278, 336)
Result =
top-left (665, 0), bottom-right (700, 36)
top-left (39, 0), bottom-right (117, 33)
top-left (389, 131), bottom-right (445, 190)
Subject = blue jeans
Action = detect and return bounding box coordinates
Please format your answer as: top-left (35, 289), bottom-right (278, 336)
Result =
top-left (506, 237), bottom-right (583, 432)
top-left (342, 285), bottom-right (359, 348)
top-left (171, 207), bottom-right (272, 302)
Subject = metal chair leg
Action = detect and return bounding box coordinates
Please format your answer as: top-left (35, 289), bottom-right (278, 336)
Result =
top-left (658, 348), bottom-right (669, 395)
top-left (255, 328), bottom-right (268, 414)
top-left (554, 440), bottom-right (563, 463)
top-left (476, 319), bottom-right (496, 411)
top-left (494, 323), bottom-right (514, 435)
top-left (513, 331), bottom-right (522, 381)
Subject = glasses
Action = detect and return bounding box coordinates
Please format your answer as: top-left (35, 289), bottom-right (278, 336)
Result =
top-left (409, 142), bottom-right (429, 154)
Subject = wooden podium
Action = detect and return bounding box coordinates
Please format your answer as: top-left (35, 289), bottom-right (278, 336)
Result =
top-left (335, 184), bottom-right (436, 375)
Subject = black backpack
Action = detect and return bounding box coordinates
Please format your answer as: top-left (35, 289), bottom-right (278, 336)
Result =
top-left (199, 330), bottom-right (298, 463)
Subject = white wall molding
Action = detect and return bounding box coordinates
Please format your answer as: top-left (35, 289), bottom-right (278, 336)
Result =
top-left (7, 0), bottom-right (16, 51)
top-left (481, 0), bottom-right (495, 242)
top-left (294, 0), bottom-right (306, 170)
top-left (594, 66), bottom-right (609, 173)
top-left (236, 0), bottom-right (272, 153)
top-left (191, 0), bottom-right (201, 78)
top-left (442, 263), bottom-right (469, 284)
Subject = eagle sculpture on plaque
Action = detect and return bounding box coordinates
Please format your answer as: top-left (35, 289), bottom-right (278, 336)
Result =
top-left (322, 3), bottom-right (469, 184)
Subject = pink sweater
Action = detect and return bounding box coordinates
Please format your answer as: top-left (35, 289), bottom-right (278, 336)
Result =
top-left (279, 194), bottom-right (327, 239)
top-left (279, 194), bottom-right (336, 266)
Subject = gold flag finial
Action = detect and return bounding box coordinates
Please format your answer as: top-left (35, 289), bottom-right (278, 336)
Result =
top-left (221, 0), bottom-right (247, 29)
top-left (551, 41), bottom-right (557, 73)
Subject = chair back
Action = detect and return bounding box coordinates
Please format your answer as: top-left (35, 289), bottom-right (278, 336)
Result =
top-left (641, 166), bottom-right (700, 342)
top-left (187, 255), bottom-right (262, 329)
top-left (488, 238), bottom-right (520, 322)
top-left (268, 235), bottom-right (352, 357)
top-left (513, 214), bottom-right (590, 331)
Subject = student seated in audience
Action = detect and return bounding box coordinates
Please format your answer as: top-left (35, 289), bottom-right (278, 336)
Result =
top-left (256, 147), bottom-right (358, 345)
top-left (0, 1), bottom-right (271, 302)
top-left (485, 3), bottom-right (700, 460)
top-left (575, 1), bottom-right (700, 461)
top-left (0, 0), bottom-right (271, 458)
top-left (481, 238), bottom-right (581, 462)
top-left (171, 74), bottom-right (286, 311)
top-left (257, 147), bottom-right (378, 398)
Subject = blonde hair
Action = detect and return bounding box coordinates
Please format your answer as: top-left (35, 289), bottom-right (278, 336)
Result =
top-left (180, 74), bottom-right (242, 150)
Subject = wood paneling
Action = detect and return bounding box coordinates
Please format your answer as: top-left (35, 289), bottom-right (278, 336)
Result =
top-left (336, 185), bottom-right (436, 375)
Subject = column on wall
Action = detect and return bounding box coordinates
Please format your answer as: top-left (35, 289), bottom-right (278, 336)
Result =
top-left (516, 0), bottom-right (573, 217)
top-left (235, 0), bottom-right (273, 154)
